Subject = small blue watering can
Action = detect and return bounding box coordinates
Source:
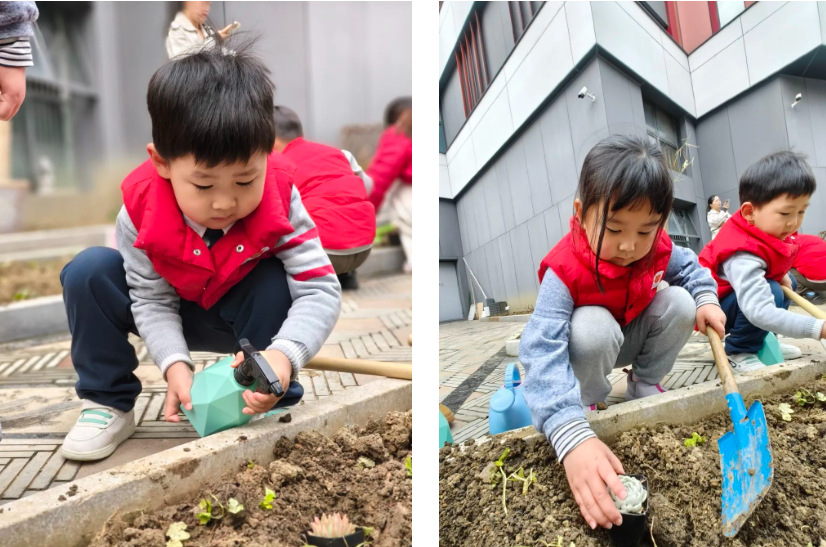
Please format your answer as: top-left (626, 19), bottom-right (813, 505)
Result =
top-left (488, 363), bottom-right (532, 435)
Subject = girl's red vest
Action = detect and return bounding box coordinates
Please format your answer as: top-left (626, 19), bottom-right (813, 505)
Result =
top-left (698, 211), bottom-right (799, 299)
top-left (538, 217), bottom-right (673, 326)
top-left (280, 138), bottom-right (376, 250)
top-left (793, 234), bottom-right (826, 281)
top-left (121, 154), bottom-right (296, 310)
top-left (367, 126), bottom-right (412, 210)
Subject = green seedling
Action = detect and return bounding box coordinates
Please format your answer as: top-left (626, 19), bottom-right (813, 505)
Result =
top-left (258, 487), bottom-right (276, 510)
top-left (817, 392), bottom-right (826, 402)
top-left (404, 455), bottom-right (412, 477)
top-left (227, 498), bottom-right (244, 515)
top-left (13, 289), bottom-right (32, 301)
top-left (683, 432), bottom-right (706, 447)
top-left (488, 448), bottom-right (537, 515)
top-left (247, 460), bottom-right (255, 469)
top-left (778, 403), bottom-right (795, 422)
top-left (197, 494), bottom-right (225, 525)
top-left (794, 388), bottom-right (817, 406)
top-left (356, 456), bottom-right (376, 469)
top-left (165, 522), bottom-right (190, 547)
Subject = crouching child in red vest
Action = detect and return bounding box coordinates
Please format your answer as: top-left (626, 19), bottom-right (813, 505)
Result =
top-left (699, 151), bottom-right (820, 372)
top-left (272, 105), bottom-right (376, 290)
top-left (58, 45), bottom-right (341, 461)
top-left (519, 135), bottom-right (726, 531)
top-left (791, 233), bottom-right (826, 299)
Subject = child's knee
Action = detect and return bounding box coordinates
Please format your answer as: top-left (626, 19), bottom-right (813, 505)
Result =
top-left (570, 307), bottom-right (623, 360)
top-left (61, 247), bottom-right (123, 294)
top-left (661, 286), bottom-right (696, 328)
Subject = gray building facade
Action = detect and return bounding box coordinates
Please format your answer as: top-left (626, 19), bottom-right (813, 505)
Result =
top-left (438, 1), bottom-right (826, 321)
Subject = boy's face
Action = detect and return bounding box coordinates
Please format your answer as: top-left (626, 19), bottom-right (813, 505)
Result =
top-left (148, 145), bottom-right (267, 230)
top-left (576, 199), bottom-right (663, 267)
top-left (742, 193), bottom-right (810, 240)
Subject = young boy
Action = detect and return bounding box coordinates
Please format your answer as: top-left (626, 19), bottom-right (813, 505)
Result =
top-left (699, 151), bottom-right (822, 373)
top-left (59, 45), bottom-right (341, 461)
top-left (272, 105), bottom-right (376, 290)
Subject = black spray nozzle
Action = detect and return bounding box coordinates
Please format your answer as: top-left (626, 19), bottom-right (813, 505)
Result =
top-left (234, 338), bottom-right (286, 398)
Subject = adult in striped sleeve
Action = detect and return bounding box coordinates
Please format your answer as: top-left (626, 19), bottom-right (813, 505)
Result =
top-left (58, 43), bottom-right (341, 461)
top-left (0, 1), bottom-right (38, 121)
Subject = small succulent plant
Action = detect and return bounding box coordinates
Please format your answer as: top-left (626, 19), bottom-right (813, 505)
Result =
top-left (309, 513), bottom-right (357, 538)
top-left (610, 475), bottom-right (647, 514)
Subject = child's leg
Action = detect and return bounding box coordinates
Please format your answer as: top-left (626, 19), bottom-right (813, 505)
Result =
top-left (721, 279), bottom-right (789, 355)
top-left (569, 307), bottom-right (624, 405)
top-left (616, 286), bottom-right (696, 385)
top-left (186, 256), bottom-right (304, 406)
top-left (60, 247), bottom-right (141, 412)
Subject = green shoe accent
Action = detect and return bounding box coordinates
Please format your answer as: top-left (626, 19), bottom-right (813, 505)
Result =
top-left (78, 418), bottom-right (108, 425)
top-left (81, 409), bottom-right (113, 419)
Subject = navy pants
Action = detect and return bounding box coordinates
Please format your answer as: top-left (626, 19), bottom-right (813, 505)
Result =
top-left (720, 276), bottom-right (796, 355)
top-left (60, 247), bottom-right (304, 412)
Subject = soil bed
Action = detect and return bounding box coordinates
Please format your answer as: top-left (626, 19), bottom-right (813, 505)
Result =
top-left (440, 377), bottom-right (826, 547)
top-left (90, 411), bottom-right (412, 547)
top-left (0, 258), bottom-right (70, 305)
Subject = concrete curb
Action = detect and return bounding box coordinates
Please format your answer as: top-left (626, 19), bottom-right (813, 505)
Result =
top-left (0, 378), bottom-right (411, 547)
top-left (469, 358), bottom-right (826, 446)
top-left (505, 330), bottom-right (522, 357)
top-left (0, 295), bottom-right (68, 344)
top-left (480, 313), bottom-right (531, 323)
top-left (0, 225), bottom-right (113, 254)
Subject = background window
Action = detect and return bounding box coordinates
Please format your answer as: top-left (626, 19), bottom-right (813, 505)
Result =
top-left (716, 1), bottom-right (746, 27)
top-left (668, 208), bottom-right (701, 252)
top-left (643, 100), bottom-right (679, 167)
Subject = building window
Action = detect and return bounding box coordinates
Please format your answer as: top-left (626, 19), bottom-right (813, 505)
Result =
top-left (656, 1), bottom-right (756, 53)
top-left (668, 208), bottom-right (701, 252)
top-left (508, 2), bottom-right (543, 41)
top-left (643, 100), bottom-right (679, 167)
top-left (455, 11), bottom-right (489, 115)
top-left (11, 3), bottom-right (97, 193)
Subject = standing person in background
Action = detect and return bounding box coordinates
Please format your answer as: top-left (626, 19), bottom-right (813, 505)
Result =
top-left (273, 105), bottom-right (376, 290)
top-left (0, 1), bottom-right (38, 441)
top-left (707, 195), bottom-right (731, 239)
top-left (368, 97), bottom-right (412, 272)
top-left (166, 1), bottom-right (236, 59)
top-left (0, 1), bottom-right (38, 121)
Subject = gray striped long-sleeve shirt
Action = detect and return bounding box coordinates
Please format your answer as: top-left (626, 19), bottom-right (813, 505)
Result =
top-left (116, 186), bottom-right (341, 380)
top-left (0, 2), bottom-right (38, 67)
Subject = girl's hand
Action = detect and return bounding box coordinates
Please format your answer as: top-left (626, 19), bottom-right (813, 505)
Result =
top-left (781, 274), bottom-right (793, 290)
top-left (697, 304), bottom-right (726, 339)
top-left (229, 350), bottom-right (293, 415)
top-left (164, 361), bottom-right (194, 422)
top-left (562, 437), bottom-right (626, 530)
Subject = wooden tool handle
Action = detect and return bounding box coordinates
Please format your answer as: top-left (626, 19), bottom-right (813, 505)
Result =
top-left (706, 328), bottom-right (739, 397)
top-left (305, 356), bottom-right (412, 380)
top-left (782, 286), bottom-right (826, 320)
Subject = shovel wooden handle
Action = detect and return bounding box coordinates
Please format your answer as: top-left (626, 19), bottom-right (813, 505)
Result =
top-left (782, 286), bottom-right (826, 320)
top-left (706, 328), bottom-right (740, 397)
top-left (305, 356), bottom-right (412, 380)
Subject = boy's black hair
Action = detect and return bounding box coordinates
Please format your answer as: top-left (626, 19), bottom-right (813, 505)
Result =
top-left (273, 105), bottom-right (304, 142)
top-left (147, 39), bottom-right (276, 168)
top-left (577, 134), bottom-right (674, 292)
top-left (739, 150), bottom-right (816, 207)
top-left (384, 96), bottom-right (412, 127)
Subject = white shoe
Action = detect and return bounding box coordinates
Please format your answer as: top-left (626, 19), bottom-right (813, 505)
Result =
top-left (61, 400), bottom-right (136, 461)
top-left (727, 353), bottom-right (766, 375)
top-left (779, 342), bottom-right (802, 360)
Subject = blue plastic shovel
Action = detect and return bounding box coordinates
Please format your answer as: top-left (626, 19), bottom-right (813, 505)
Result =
top-left (706, 328), bottom-right (773, 537)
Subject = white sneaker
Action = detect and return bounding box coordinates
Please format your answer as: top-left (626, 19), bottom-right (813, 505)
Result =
top-left (624, 368), bottom-right (667, 400)
top-left (779, 342), bottom-right (802, 360)
top-left (727, 353), bottom-right (766, 375)
top-left (61, 400), bottom-right (136, 461)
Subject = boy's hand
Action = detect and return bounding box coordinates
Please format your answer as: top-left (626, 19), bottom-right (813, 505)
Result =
top-left (164, 361), bottom-right (193, 422)
top-left (781, 274), bottom-right (793, 290)
top-left (697, 304), bottom-right (726, 338)
top-left (563, 437), bottom-right (626, 530)
top-left (230, 350), bottom-right (293, 415)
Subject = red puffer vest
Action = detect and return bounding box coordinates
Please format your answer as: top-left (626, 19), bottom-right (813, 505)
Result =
top-left (280, 138), bottom-right (375, 250)
top-left (367, 126), bottom-right (412, 210)
top-left (538, 217), bottom-right (673, 326)
top-left (793, 234), bottom-right (826, 281)
top-left (121, 155), bottom-right (296, 310)
top-left (698, 211), bottom-right (799, 299)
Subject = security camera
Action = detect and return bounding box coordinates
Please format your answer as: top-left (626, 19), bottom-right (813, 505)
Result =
top-left (792, 93), bottom-right (802, 108)
top-left (578, 86), bottom-right (596, 102)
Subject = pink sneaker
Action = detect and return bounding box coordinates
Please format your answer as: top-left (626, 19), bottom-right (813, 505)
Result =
top-left (624, 368), bottom-right (666, 401)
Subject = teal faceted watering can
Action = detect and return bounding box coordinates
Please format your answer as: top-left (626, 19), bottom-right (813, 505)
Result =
top-left (181, 339), bottom-right (299, 437)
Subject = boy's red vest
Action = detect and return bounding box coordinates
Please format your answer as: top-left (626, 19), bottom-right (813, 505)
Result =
top-left (121, 155), bottom-right (297, 310)
top-left (538, 217), bottom-right (673, 326)
top-left (280, 138), bottom-right (375, 250)
top-left (698, 211), bottom-right (799, 299)
top-left (793, 234), bottom-right (826, 281)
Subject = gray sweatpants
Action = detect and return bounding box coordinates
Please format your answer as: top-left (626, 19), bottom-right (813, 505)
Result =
top-left (569, 286), bottom-right (696, 405)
